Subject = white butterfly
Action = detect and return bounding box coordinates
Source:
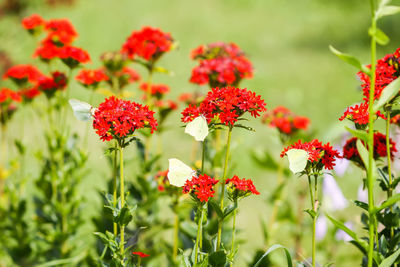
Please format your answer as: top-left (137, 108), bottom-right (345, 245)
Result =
top-left (167, 158), bottom-right (196, 187)
top-left (184, 116), bottom-right (209, 142)
top-left (285, 149), bottom-right (309, 174)
top-left (69, 99), bottom-right (96, 122)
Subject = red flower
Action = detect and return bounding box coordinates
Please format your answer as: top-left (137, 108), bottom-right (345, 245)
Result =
top-left (178, 92), bottom-right (204, 106)
top-left (339, 102), bottom-right (385, 127)
top-left (107, 67), bottom-right (141, 89)
top-left (76, 68), bottom-right (109, 87)
top-left (19, 87), bottom-right (41, 101)
top-left (37, 71), bottom-right (67, 98)
top-left (132, 251), bottom-right (150, 258)
top-left (190, 42), bottom-right (253, 87)
top-left (59, 46), bottom-right (90, 68)
top-left (181, 87), bottom-right (266, 126)
top-left (92, 96), bottom-right (158, 142)
top-left (343, 132), bottom-right (397, 168)
top-left (0, 88), bottom-right (22, 103)
top-left (262, 106), bottom-right (310, 135)
top-left (140, 83), bottom-right (169, 98)
top-left (121, 26), bottom-right (173, 61)
top-left (183, 174), bottom-right (219, 203)
top-left (3, 64), bottom-right (43, 84)
top-left (391, 114), bottom-right (400, 125)
top-left (44, 18), bottom-right (78, 46)
top-left (226, 175), bottom-right (259, 200)
top-left (281, 139), bottom-right (340, 171)
top-left (22, 14), bottom-right (45, 31)
top-left (34, 42), bottom-right (61, 61)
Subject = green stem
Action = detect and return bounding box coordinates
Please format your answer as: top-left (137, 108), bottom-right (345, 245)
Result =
top-left (385, 108), bottom-right (395, 240)
top-left (144, 69), bottom-right (153, 161)
top-left (312, 175), bottom-right (319, 267)
top-left (113, 141), bottom-right (118, 236)
top-left (119, 144), bottom-right (125, 255)
top-left (367, 1), bottom-right (377, 266)
top-left (230, 205), bottom-right (238, 267)
top-left (201, 140), bottom-right (206, 173)
top-left (60, 67), bottom-right (73, 134)
top-left (172, 211), bottom-right (179, 261)
top-left (194, 205), bottom-right (205, 265)
top-left (217, 127), bottom-right (233, 250)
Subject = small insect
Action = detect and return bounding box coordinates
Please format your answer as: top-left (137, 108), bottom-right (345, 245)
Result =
top-left (167, 158), bottom-right (196, 187)
top-left (285, 149), bottom-right (308, 174)
top-left (69, 99), bottom-right (97, 122)
top-left (184, 115), bottom-right (209, 142)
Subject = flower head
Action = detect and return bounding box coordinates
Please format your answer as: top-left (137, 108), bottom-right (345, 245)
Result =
top-left (342, 132), bottom-right (396, 168)
top-left (58, 46), bottom-right (90, 68)
top-left (140, 83), bottom-right (169, 99)
top-left (37, 71), bottom-right (67, 98)
top-left (281, 139), bottom-right (340, 171)
top-left (339, 102), bottom-right (385, 128)
top-left (190, 42), bottom-right (253, 87)
top-left (132, 251), bottom-right (150, 258)
top-left (93, 96), bottom-right (157, 142)
top-left (182, 174), bottom-right (219, 203)
top-left (22, 14), bottom-right (45, 33)
top-left (181, 87), bottom-right (266, 127)
top-left (76, 68), bottom-right (109, 88)
top-left (262, 106), bottom-right (310, 135)
top-left (0, 88), bottom-right (21, 125)
top-left (226, 175), bottom-right (259, 200)
top-left (101, 51), bottom-right (129, 73)
top-left (121, 26), bottom-right (173, 61)
top-left (34, 42), bottom-right (61, 61)
top-left (3, 64), bottom-right (43, 85)
top-left (19, 87), bottom-right (41, 102)
top-left (44, 18), bottom-right (78, 46)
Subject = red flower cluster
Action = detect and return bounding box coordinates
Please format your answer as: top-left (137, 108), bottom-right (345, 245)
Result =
top-left (262, 106), bottom-right (310, 135)
top-left (190, 42), bottom-right (253, 87)
top-left (93, 96), bottom-right (158, 142)
top-left (132, 251), bottom-right (150, 258)
top-left (178, 92), bottom-right (204, 106)
top-left (181, 87), bottom-right (266, 126)
top-left (281, 139), bottom-right (340, 171)
top-left (226, 175), bottom-right (259, 200)
top-left (3, 64), bottom-right (43, 84)
top-left (23, 15), bottom-right (90, 67)
top-left (58, 46), bottom-right (90, 68)
top-left (154, 99), bottom-right (178, 110)
top-left (37, 72), bottom-right (67, 97)
top-left (0, 88), bottom-right (22, 103)
top-left (106, 67), bottom-right (141, 89)
top-left (140, 83), bottom-right (169, 98)
top-left (391, 114), bottom-right (400, 125)
top-left (76, 68), bottom-right (109, 88)
top-left (19, 88), bottom-right (41, 101)
top-left (339, 102), bottom-right (385, 127)
top-left (0, 88), bottom-right (22, 125)
top-left (343, 132), bottom-right (397, 167)
top-left (182, 174), bottom-right (219, 203)
top-left (358, 48), bottom-right (400, 101)
top-left (22, 14), bottom-right (45, 32)
top-left (44, 18), bottom-right (78, 46)
top-left (121, 26), bottom-right (173, 61)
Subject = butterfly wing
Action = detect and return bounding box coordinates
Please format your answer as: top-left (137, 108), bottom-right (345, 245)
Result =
top-left (69, 99), bottom-right (93, 122)
top-left (185, 116), bottom-right (209, 141)
top-left (286, 149), bottom-right (308, 174)
top-left (168, 158), bottom-right (194, 187)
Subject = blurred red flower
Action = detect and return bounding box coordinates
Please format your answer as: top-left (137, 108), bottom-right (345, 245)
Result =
top-left (262, 106), bottom-right (310, 135)
top-left (22, 14), bottom-right (45, 31)
top-left (76, 68), bottom-right (109, 87)
top-left (44, 18), bottom-right (78, 46)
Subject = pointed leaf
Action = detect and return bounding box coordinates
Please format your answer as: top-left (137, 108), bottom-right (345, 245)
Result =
top-left (377, 5), bottom-right (400, 19)
top-left (329, 45), bottom-right (369, 73)
top-left (254, 244), bottom-right (293, 267)
top-left (369, 27), bottom-right (390, 45)
top-left (373, 77), bottom-right (400, 111)
top-left (373, 193), bottom-right (400, 214)
top-left (379, 247), bottom-right (400, 267)
top-left (345, 126), bottom-right (368, 142)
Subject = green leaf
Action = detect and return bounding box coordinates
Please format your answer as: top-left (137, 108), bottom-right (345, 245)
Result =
top-left (304, 209), bottom-right (317, 219)
top-left (368, 27), bottom-right (390, 45)
top-left (329, 45), bottom-right (369, 73)
top-left (353, 200), bottom-right (369, 211)
top-left (325, 213), bottom-right (365, 246)
top-left (356, 139), bottom-right (377, 176)
top-left (376, 5), bottom-right (400, 19)
top-left (373, 77), bottom-right (400, 111)
top-left (208, 250), bottom-right (227, 267)
top-left (345, 126), bottom-right (368, 142)
top-left (378, 247), bottom-right (400, 267)
top-left (373, 193), bottom-right (400, 214)
top-left (223, 204), bottom-right (237, 219)
top-left (254, 244), bottom-right (293, 267)
top-left (209, 200), bottom-right (224, 219)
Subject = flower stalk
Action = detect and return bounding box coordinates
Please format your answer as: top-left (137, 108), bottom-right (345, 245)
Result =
top-left (217, 126), bottom-right (233, 250)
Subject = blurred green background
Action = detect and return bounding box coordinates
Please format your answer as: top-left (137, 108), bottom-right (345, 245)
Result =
top-left (2, 0), bottom-right (400, 265)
